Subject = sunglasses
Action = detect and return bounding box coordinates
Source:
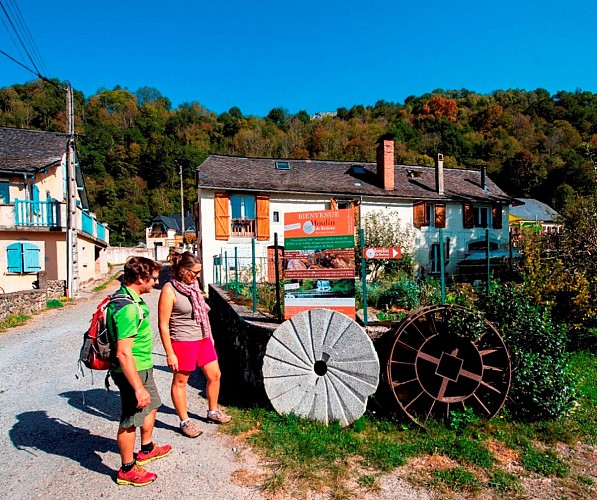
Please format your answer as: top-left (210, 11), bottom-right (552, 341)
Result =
top-left (186, 269), bottom-right (201, 277)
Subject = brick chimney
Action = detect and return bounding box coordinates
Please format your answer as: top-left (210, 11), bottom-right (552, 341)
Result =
top-left (376, 140), bottom-right (395, 190)
top-left (435, 153), bottom-right (444, 195)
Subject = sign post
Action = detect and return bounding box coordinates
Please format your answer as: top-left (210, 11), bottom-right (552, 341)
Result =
top-left (283, 209), bottom-right (356, 319)
top-left (363, 247), bottom-right (402, 259)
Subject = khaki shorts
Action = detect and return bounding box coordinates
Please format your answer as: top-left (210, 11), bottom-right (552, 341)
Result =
top-left (112, 369), bottom-right (162, 428)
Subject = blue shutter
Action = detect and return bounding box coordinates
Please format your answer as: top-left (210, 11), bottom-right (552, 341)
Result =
top-left (32, 184), bottom-right (41, 215)
top-left (230, 195), bottom-right (241, 219)
top-left (244, 196), bottom-right (256, 219)
top-left (7, 243), bottom-right (24, 273)
top-left (0, 181), bottom-right (9, 204)
top-left (23, 243), bottom-right (41, 272)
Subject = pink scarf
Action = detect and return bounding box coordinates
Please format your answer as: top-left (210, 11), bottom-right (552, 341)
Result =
top-left (170, 279), bottom-right (212, 340)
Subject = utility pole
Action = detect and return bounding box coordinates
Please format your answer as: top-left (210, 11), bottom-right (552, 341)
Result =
top-left (179, 162), bottom-right (185, 248)
top-left (65, 85), bottom-right (78, 297)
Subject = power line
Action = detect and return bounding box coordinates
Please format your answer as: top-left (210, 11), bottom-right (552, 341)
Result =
top-left (0, 47), bottom-right (40, 78)
top-left (0, 0), bottom-right (41, 76)
top-left (4, 0), bottom-right (48, 76)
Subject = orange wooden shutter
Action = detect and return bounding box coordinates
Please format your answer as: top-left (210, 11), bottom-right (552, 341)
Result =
top-left (214, 192), bottom-right (230, 240)
top-left (256, 195), bottom-right (270, 241)
top-left (330, 198), bottom-right (338, 210)
top-left (463, 202), bottom-right (474, 228)
top-left (435, 203), bottom-right (446, 228)
top-left (413, 201), bottom-right (426, 228)
top-left (492, 204), bottom-right (503, 229)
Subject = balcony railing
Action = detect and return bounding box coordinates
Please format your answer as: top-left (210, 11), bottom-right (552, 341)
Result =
top-left (10, 199), bottom-right (109, 243)
top-left (14, 198), bottom-right (61, 227)
top-left (82, 211), bottom-right (94, 234)
top-left (231, 218), bottom-right (255, 237)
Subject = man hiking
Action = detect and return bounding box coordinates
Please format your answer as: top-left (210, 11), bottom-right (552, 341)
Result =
top-left (108, 256), bottom-right (172, 486)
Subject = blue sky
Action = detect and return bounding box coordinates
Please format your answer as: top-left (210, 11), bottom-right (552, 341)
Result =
top-left (1, 1), bottom-right (596, 117)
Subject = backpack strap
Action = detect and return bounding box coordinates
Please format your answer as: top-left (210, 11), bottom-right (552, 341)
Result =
top-left (109, 291), bottom-right (145, 329)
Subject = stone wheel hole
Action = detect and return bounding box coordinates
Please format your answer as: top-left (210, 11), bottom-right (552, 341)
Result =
top-left (314, 360), bottom-right (328, 376)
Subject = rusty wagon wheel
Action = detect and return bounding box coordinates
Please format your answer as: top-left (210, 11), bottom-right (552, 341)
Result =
top-left (382, 304), bottom-right (510, 425)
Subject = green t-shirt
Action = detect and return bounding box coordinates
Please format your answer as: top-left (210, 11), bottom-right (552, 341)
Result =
top-left (107, 285), bottom-right (153, 372)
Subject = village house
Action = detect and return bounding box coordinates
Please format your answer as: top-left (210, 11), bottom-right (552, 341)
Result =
top-left (0, 127), bottom-right (109, 294)
top-left (194, 140), bottom-right (515, 288)
top-left (145, 212), bottom-right (196, 251)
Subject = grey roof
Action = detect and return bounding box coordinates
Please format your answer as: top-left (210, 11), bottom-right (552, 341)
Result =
top-left (0, 127), bottom-right (90, 210)
top-left (0, 127), bottom-right (68, 173)
top-left (197, 155), bottom-right (514, 204)
top-left (149, 213), bottom-right (196, 233)
top-left (510, 198), bottom-right (559, 222)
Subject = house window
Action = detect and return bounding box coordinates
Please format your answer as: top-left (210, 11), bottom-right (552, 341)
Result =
top-left (413, 202), bottom-right (446, 228)
top-left (7, 242), bottom-right (41, 273)
top-left (214, 192), bottom-right (270, 241)
top-left (430, 239), bottom-right (450, 274)
top-left (230, 194), bottom-right (256, 237)
top-left (273, 211), bottom-right (280, 223)
top-left (463, 203), bottom-right (502, 229)
top-left (430, 244), bottom-right (441, 273)
top-left (0, 180), bottom-right (9, 204)
top-left (474, 206), bottom-right (490, 228)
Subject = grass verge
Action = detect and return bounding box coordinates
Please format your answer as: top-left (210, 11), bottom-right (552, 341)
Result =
top-left (222, 350), bottom-right (596, 497)
top-left (0, 314), bottom-right (30, 332)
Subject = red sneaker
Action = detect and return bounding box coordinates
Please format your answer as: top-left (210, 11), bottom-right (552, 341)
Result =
top-left (116, 464), bottom-right (156, 486)
top-left (136, 443), bottom-right (172, 466)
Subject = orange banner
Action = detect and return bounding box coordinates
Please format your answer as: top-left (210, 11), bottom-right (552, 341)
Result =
top-left (284, 209), bottom-right (354, 239)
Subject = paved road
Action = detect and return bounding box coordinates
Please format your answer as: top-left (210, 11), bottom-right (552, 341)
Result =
top-left (0, 275), bottom-right (264, 499)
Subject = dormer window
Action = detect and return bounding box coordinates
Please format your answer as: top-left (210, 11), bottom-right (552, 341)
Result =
top-left (350, 165), bottom-right (366, 175)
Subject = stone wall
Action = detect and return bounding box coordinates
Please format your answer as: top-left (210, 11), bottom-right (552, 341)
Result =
top-left (208, 284), bottom-right (279, 405)
top-left (0, 279), bottom-right (66, 321)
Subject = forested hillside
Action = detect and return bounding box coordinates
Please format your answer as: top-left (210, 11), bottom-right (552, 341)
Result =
top-left (1, 80), bottom-right (596, 244)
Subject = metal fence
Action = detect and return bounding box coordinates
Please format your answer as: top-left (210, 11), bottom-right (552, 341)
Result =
top-left (211, 228), bottom-right (521, 326)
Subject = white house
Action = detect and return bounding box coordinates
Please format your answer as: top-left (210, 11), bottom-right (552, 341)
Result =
top-left (194, 140), bottom-right (515, 288)
top-left (0, 127), bottom-right (109, 294)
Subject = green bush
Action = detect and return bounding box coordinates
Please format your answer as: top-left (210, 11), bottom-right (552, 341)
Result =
top-left (378, 280), bottom-right (421, 310)
top-left (477, 281), bottom-right (578, 421)
top-left (46, 299), bottom-right (64, 309)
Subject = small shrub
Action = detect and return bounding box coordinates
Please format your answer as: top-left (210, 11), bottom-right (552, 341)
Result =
top-left (378, 280), bottom-right (421, 310)
top-left (46, 299), bottom-right (64, 309)
top-left (449, 407), bottom-right (481, 431)
top-left (478, 281), bottom-right (578, 421)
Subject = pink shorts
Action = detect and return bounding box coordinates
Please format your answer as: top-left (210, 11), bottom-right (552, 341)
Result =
top-left (171, 338), bottom-right (218, 372)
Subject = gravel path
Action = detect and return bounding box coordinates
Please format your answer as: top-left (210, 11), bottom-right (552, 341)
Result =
top-left (0, 273), bottom-right (430, 499)
top-left (0, 274), bottom-right (265, 499)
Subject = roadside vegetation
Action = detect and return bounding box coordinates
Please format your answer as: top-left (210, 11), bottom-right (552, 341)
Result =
top-left (223, 349), bottom-right (595, 498)
top-left (0, 313), bottom-right (30, 333)
top-left (222, 203), bottom-right (596, 497)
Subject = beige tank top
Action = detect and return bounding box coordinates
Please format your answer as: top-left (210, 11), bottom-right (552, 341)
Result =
top-left (167, 283), bottom-right (204, 341)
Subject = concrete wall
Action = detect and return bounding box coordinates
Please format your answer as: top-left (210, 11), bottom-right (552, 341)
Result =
top-left (105, 245), bottom-right (171, 265)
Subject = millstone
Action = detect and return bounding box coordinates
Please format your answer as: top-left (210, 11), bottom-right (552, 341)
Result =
top-left (262, 308), bottom-right (379, 426)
